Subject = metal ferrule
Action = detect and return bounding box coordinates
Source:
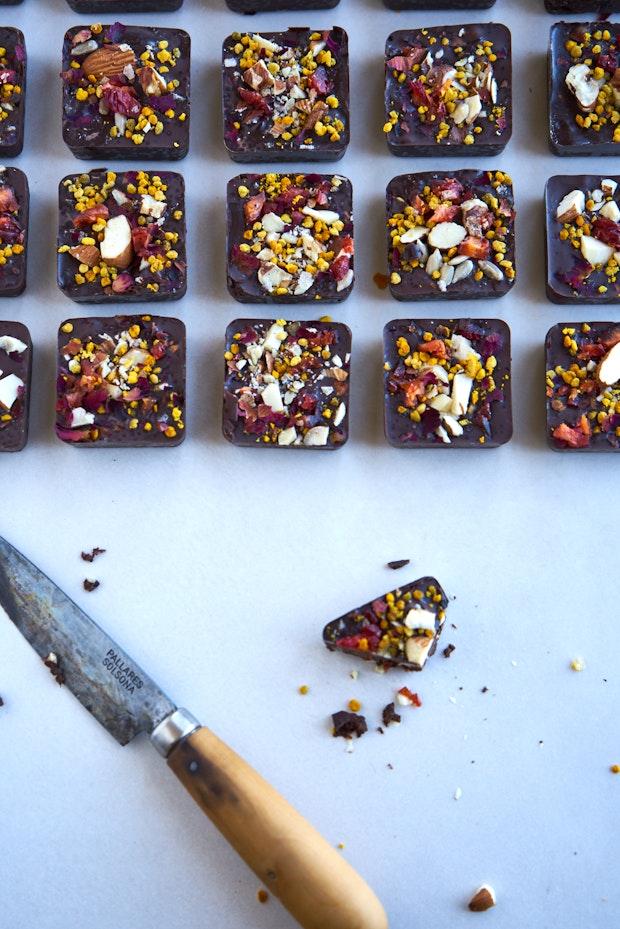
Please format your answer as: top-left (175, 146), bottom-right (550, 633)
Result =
top-left (151, 708), bottom-right (200, 757)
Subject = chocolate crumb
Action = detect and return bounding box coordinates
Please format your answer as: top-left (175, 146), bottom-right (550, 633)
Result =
top-left (377, 726), bottom-right (384, 734)
top-left (83, 579), bottom-right (100, 592)
top-left (443, 643), bottom-right (456, 658)
top-left (257, 889), bottom-right (269, 904)
top-left (382, 702), bottom-right (401, 728)
top-left (0, 695), bottom-right (4, 707)
top-left (387, 763), bottom-right (394, 770)
top-left (81, 547), bottom-right (106, 563)
top-left (481, 686), bottom-right (489, 693)
top-left (387, 558), bottom-right (410, 570)
top-left (332, 710), bottom-right (367, 739)
top-left (43, 652), bottom-right (65, 686)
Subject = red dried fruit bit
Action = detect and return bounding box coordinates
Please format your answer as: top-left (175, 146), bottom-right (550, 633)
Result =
top-left (463, 205), bottom-right (493, 238)
top-left (577, 341), bottom-right (606, 361)
top-left (83, 579), bottom-right (100, 592)
top-left (0, 186), bottom-right (18, 213)
top-left (101, 81), bottom-right (141, 117)
top-left (592, 216), bottom-right (620, 249)
top-left (458, 236), bottom-right (490, 260)
top-left (417, 339), bottom-right (447, 359)
top-left (243, 191), bottom-right (265, 223)
top-left (552, 415), bottom-right (591, 448)
top-left (409, 80), bottom-right (432, 108)
top-left (81, 547), bottom-right (106, 563)
top-left (73, 204), bottom-right (109, 228)
top-left (374, 272), bottom-right (389, 290)
top-left (236, 86), bottom-right (271, 117)
top-left (404, 378), bottom-right (426, 407)
top-left (429, 203), bottom-right (459, 225)
top-left (330, 254), bottom-right (350, 281)
top-left (431, 178), bottom-right (465, 202)
top-left (398, 687), bottom-right (422, 707)
top-left (0, 215), bottom-right (23, 244)
top-left (309, 65), bottom-right (331, 95)
top-left (111, 272), bottom-right (134, 294)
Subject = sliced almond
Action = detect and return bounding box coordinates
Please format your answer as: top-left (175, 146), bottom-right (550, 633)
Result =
top-left (140, 194), bottom-right (166, 219)
top-left (452, 259), bottom-right (474, 283)
top-left (428, 222), bottom-right (467, 250)
top-left (261, 212), bottom-right (286, 233)
top-left (138, 65), bottom-right (167, 96)
top-left (437, 263), bottom-right (455, 292)
top-left (405, 636), bottom-right (433, 669)
top-left (602, 178), bottom-right (618, 196)
top-left (100, 214), bottom-right (133, 269)
top-left (301, 206), bottom-right (339, 224)
top-left (464, 93), bottom-right (482, 124)
top-left (468, 885), bottom-right (496, 912)
top-left (556, 189), bottom-right (585, 224)
top-left (0, 372), bottom-right (23, 411)
top-left (565, 63), bottom-right (603, 112)
top-left (451, 372), bottom-right (473, 416)
top-left (441, 412), bottom-right (464, 437)
top-left (598, 341), bottom-right (620, 386)
top-left (278, 426), bottom-right (297, 446)
top-left (0, 335), bottom-right (27, 355)
top-left (260, 381), bottom-right (284, 412)
top-left (303, 425), bottom-right (329, 446)
top-left (400, 226), bottom-right (429, 244)
top-left (81, 44), bottom-right (137, 82)
top-left (425, 248), bottom-right (443, 275)
top-left (580, 234), bottom-right (613, 265)
top-left (599, 200), bottom-right (620, 222)
top-left (479, 260), bottom-right (504, 281)
top-left (70, 406), bottom-right (95, 429)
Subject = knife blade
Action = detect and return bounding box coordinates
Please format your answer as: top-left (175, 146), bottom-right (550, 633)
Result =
top-left (0, 536), bottom-right (387, 929)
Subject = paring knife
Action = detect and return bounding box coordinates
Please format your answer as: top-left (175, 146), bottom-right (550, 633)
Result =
top-left (0, 536), bottom-right (387, 929)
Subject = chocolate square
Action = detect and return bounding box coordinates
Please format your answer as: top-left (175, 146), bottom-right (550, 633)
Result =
top-left (545, 2), bottom-right (620, 10)
top-left (0, 322), bottom-right (31, 453)
top-left (61, 24), bottom-right (190, 160)
top-left (227, 173), bottom-right (354, 304)
top-left (546, 322), bottom-right (620, 451)
top-left (545, 174), bottom-right (620, 304)
top-left (66, 1), bottom-right (182, 10)
top-left (383, 318), bottom-right (512, 448)
top-left (323, 577), bottom-right (448, 671)
top-left (0, 29), bottom-right (26, 158)
top-left (387, 170), bottom-right (516, 301)
top-left (223, 318), bottom-right (351, 449)
top-left (57, 168), bottom-right (186, 304)
top-left (225, 0), bottom-right (339, 14)
top-left (384, 24), bottom-right (511, 157)
top-left (385, 1), bottom-right (493, 7)
top-left (0, 167), bottom-right (28, 298)
top-left (222, 27), bottom-right (349, 163)
top-left (56, 314), bottom-right (186, 447)
top-left (549, 22), bottom-right (620, 156)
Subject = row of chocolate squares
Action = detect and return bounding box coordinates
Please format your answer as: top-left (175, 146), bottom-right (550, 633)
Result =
top-left (2, 314), bottom-right (618, 453)
top-left (5, 164), bottom-right (620, 306)
top-left (0, 0), bottom-right (613, 12)
top-left (0, 19), bottom-right (615, 165)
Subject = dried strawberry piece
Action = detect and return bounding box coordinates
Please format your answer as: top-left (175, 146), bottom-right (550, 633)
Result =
top-left (497, 197), bottom-right (514, 220)
top-left (417, 339), bottom-right (447, 359)
top-left (243, 191), bottom-right (265, 223)
top-left (131, 226), bottom-right (152, 257)
top-left (592, 216), bottom-right (620, 249)
top-left (82, 388), bottom-right (109, 412)
top-left (403, 377), bottom-right (426, 407)
top-left (458, 236), bottom-right (490, 260)
top-left (411, 194), bottom-right (428, 217)
top-left (597, 52), bottom-right (617, 73)
top-left (558, 258), bottom-right (594, 291)
top-left (236, 86), bottom-right (271, 116)
top-left (552, 417), bottom-right (591, 448)
top-left (111, 272), bottom-right (134, 293)
top-left (429, 203), bottom-right (459, 225)
top-left (101, 81), bottom-right (141, 117)
top-left (431, 178), bottom-right (464, 202)
top-left (73, 204), bottom-right (109, 228)
top-left (330, 254), bottom-right (350, 282)
top-left (409, 80), bottom-right (432, 108)
top-left (0, 214), bottom-right (23, 244)
top-left (387, 46), bottom-right (425, 71)
top-left (230, 244), bottom-right (260, 277)
top-left (309, 65), bottom-right (331, 95)
top-left (398, 687), bottom-right (422, 707)
top-left (577, 341), bottom-right (606, 361)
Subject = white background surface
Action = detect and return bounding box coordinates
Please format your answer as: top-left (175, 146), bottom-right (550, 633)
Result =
top-left (1, 0), bottom-right (619, 927)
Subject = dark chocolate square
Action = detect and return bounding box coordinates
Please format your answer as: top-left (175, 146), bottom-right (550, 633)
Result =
top-left (0, 29), bottom-right (26, 158)
top-left (222, 28), bottom-right (349, 163)
top-left (227, 173), bottom-right (354, 304)
top-left (225, 0), bottom-right (339, 14)
top-left (384, 24), bottom-right (511, 157)
top-left (323, 577), bottom-right (448, 671)
top-left (385, 1), bottom-right (493, 7)
top-left (387, 170), bottom-right (516, 301)
top-left (0, 167), bottom-right (28, 298)
top-left (223, 318), bottom-right (351, 449)
top-left (545, 174), bottom-right (620, 304)
top-left (57, 168), bottom-right (186, 304)
top-left (56, 314), bottom-right (186, 447)
top-left (383, 318), bottom-right (512, 448)
top-left (61, 24), bottom-right (190, 160)
top-left (545, 2), bottom-right (620, 11)
top-left (66, 1), bottom-right (182, 10)
top-left (549, 22), bottom-right (620, 156)
top-left (546, 321), bottom-right (620, 451)
top-left (0, 322), bottom-right (31, 453)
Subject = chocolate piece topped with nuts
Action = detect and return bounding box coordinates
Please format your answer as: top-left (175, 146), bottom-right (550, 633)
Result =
top-left (223, 318), bottom-right (350, 449)
top-left (56, 314), bottom-right (185, 447)
top-left (0, 321), bottom-right (31, 453)
top-left (0, 29), bottom-right (26, 158)
top-left (0, 167), bottom-right (28, 297)
top-left (226, 0), bottom-right (339, 11)
top-left (324, 577), bottom-right (448, 671)
top-left (67, 1), bottom-right (182, 11)
top-left (384, 24), bottom-right (511, 157)
top-left (57, 169), bottom-right (186, 303)
top-left (61, 23), bottom-right (190, 160)
top-left (228, 173), bottom-right (353, 304)
top-left (545, 174), bottom-right (620, 303)
top-left (383, 318), bottom-right (512, 448)
top-left (387, 170), bottom-right (516, 300)
top-left (222, 28), bottom-right (349, 163)
top-left (546, 321), bottom-right (620, 451)
top-left (549, 22), bottom-right (620, 156)
top-left (385, 0), bottom-right (494, 8)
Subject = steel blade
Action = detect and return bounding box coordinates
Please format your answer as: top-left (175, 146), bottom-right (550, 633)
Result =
top-left (0, 536), bottom-right (176, 745)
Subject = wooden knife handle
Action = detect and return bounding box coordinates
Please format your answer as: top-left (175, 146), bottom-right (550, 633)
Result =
top-left (167, 726), bottom-right (388, 929)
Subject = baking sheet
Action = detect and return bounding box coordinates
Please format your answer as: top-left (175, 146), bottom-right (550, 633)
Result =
top-left (1, 0), bottom-right (619, 927)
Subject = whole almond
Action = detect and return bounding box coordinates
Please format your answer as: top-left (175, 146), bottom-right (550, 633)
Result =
top-left (468, 885), bottom-right (496, 912)
top-left (81, 45), bottom-right (136, 82)
top-left (69, 244), bottom-right (101, 268)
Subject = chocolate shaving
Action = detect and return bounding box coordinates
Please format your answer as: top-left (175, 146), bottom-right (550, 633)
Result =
top-left (83, 579), bottom-right (100, 592)
top-left (81, 547), bottom-right (106, 563)
top-left (331, 710), bottom-right (367, 739)
top-left (382, 702), bottom-right (401, 727)
top-left (481, 686), bottom-right (489, 693)
top-left (43, 653), bottom-right (65, 686)
top-left (386, 559), bottom-right (410, 570)
top-left (443, 644), bottom-right (456, 658)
